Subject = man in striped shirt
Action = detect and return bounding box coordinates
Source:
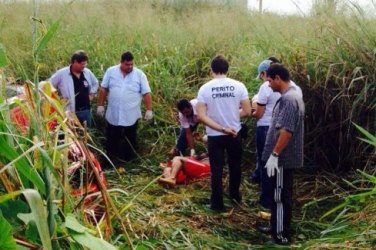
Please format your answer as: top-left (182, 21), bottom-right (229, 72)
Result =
top-left (262, 64), bottom-right (305, 245)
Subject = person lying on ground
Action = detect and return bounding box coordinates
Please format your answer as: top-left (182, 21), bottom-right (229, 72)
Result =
top-left (158, 153), bottom-right (210, 187)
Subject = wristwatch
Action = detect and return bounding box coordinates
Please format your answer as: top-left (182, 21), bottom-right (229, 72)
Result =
top-left (221, 127), bottom-right (226, 133)
top-left (272, 151), bottom-right (279, 157)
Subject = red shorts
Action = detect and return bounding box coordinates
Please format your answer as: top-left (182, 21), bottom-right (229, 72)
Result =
top-left (174, 157), bottom-right (211, 184)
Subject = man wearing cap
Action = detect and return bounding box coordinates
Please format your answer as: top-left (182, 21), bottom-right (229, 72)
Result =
top-left (251, 59), bottom-right (303, 209)
top-left (262, 64), bottom-right (304, 245)
top-left (96, 51), bottom-right (152, 161)
top-left (250, 59), bottom-right (280, 212)
top-left (49, 50), bottom-right (99, 127)
top-left (171, 98), bottom-right (200, 157)
top-left (197, 55), bottom-right (251, 211)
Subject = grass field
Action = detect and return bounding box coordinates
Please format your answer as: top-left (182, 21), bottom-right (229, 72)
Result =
top-left (0, 0), bottom-right (375, 249)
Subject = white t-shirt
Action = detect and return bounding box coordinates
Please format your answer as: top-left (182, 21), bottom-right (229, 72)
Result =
top-left (197, 76), bottom-right (249, 136)
top-left (179, 99), bottom-right (199, 128)
top-left (256, 80), bottom-right (302, 127)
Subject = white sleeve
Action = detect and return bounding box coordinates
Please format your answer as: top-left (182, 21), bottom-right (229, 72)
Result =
top-left (49, 70), bottom-right (61, 89)
top-left (88, 70), bottom-right (99, 94)
top-left (140, 72), bottom-right (151, 95)
top-left (101, 69), bottom-right (110, 89)
top-left (197, 86), bottom-right (206, 104)
top-left (239, 83), bottom-right (249, 100)
top-left (257, 83), bottom-right (271, 105)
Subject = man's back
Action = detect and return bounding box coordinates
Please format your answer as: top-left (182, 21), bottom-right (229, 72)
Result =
top-left (197, 77), bottom-right (248, 136)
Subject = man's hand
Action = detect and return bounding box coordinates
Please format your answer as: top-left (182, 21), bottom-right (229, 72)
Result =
top-left (264, 154), bottom-right (279, 177)
top-left (144, 110), bottom-right (153, 120)
top-left (190, 148), bottom-right (196, 157)
top-left (96, 106), bottom-right (105, 118)
top-left (223, 127), bottom-right (237, 137)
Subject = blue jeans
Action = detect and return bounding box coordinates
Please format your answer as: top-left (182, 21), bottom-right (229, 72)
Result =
top-left (175, 124), bottom-right (198, 155)
top-left (255, 126), bottom-right (273, 210)
top-left (76, 109), bottom-right (91, 128)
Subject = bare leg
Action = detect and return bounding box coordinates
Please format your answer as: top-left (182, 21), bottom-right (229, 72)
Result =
top-left (169, 156), bottom-right (185, 179)
top-left (162, 167), bottom-right (172, 178)
top-left (159, 156), bottom-right (185, 186)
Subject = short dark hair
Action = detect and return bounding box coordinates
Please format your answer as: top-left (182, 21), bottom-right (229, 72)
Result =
top-left (71, 50), bottom-right (88, 63)
top-left (177, 99), bottom-right (192, 112)
top-left (121, 51), bottom-right (134, 62)
top-left (266, 64), bottom-right (290, 82)
top-left (268, 56), bottom-right (281, 64)
top-left (211, 55), bottom-right (229, 74)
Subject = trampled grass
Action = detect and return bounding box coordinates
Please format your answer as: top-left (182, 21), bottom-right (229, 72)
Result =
top-left (102, 162), bottom-right (375, 249)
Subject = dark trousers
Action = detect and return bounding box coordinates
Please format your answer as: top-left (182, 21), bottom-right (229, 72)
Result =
top-left (257, 126), bottom-right (273, 209)
top-left (106, 121), bottom-right (138, 161)
top-left (176, 123), bottom-right (198, 155)
top-left (270, 167), bottom-right (294, 243)
top-left (208, 134), bottom-right (242, 209)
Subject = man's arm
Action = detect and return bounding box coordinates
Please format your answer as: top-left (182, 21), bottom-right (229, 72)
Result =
top-left (197, 102), bottom-right (236, 137)
top-left (185, 128), bottom-right (194, 150)
top-left (252, 104), bottom-right (266, 119)
top-left (88, 70), bottom-right (99, 94)
top-left (97, 87), bottom-right (108, 106)
top-left (272, 128), bottom-right (292, 155)
top-left (143, 92), bottom-right (152, 111)
top-left (49, 70), bottom-right (61, 89)
top-left (239, 99), bottom-right (251, 118)
top-left (89, 72), bottom-right (99, 101)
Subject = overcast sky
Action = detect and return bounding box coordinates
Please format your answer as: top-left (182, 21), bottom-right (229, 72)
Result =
top-left (247, 0), bottom-right (376, 15)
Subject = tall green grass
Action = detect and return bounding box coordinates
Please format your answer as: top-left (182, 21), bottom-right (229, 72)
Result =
top-left (0, 0), bottom-right (375, 249)
top-left (1, 0), bottom-right (374, 170)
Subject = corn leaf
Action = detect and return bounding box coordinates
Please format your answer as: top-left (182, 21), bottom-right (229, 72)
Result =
top-left (0, 190), bottom-right (51, 250)
top-left (0, 210), bottom-right (17, 250)
top-left (0, 191), bottom-right (23, 203)
top-left (22, 189), bottom-right (52, 250)
top-left (33, 19), bottom-right (61, 57)
top-left (66, 214), bottom-right (118, 250)
top-left (0, 136), bottom-right (45, 194)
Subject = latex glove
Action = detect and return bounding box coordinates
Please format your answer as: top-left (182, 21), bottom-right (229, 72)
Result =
top-left (264, 154), bottom-right (280, 177)
top-left (96, 106), bottom-right (105, 118)
top-left (202, 135), bottom-right (208, 143)
top-left (144, 110), bottom-right (153, 120)
top-left (190, 148), bottom-right (196, 157)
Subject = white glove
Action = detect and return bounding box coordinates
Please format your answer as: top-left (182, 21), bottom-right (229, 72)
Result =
top-left (96, 106), bottom-right (105, 118)
top-left (190, 148), bottom-right (196, 157)
top-left (264, 154), bottom-right (280, 177)
top-left (202, 135), bottom-right (208, 143)
top-left (144, 110), bottom-right (153, 120)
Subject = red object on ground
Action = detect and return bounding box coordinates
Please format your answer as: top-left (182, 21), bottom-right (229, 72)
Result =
top-left (9, 106), bottom-right (29, 134)
top-left (164, 157), bottom-right (211, 184)
top-left (8, 91), bottom-right (107, 202)
top-left (183, 157), bottom-right (210, 181)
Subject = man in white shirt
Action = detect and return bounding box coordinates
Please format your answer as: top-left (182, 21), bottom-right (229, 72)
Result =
top-left (197, 55), bottom-right (251, 211)
top-left (251, 59), bottom-right (303, 210)
top-left (173, 99), bottom-right (199, 157)
top-left (49, 50), bottom-right (98, 127)
top-left (251, 59), bottom-right (280, 211)
top-left (97, 51), bottom-right (152, 161)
